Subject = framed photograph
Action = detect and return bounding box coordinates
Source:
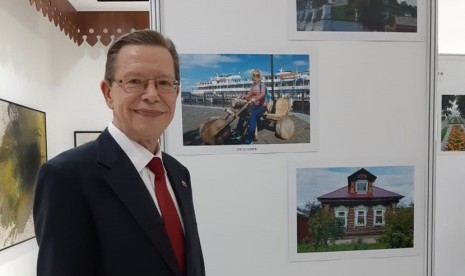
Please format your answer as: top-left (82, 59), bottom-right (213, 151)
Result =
top-left (439, 94), bottom-right (465, 152)
top-left (288, 0), bottom-right (424, 41)
top-left (166, 52), bottom-right (319, 155)
top-left (0, 98), bottom-right (47, 251)
top-left (288, 159), bottom-right (419, 261)
top-left (74, 131), bottom-right (101, 147)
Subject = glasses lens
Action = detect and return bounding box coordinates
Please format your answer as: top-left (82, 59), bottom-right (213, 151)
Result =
top-left (122, 79), bottom-right (145, 93)
top-left (156, 79), bottom-right (178, 93)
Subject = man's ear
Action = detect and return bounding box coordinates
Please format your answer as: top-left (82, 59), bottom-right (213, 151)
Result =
top-left (100, 80), bottom-right (114, 109)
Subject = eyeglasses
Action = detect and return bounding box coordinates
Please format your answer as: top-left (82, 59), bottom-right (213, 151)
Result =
top-left (111, 78), bottom-right (179, 94)
top-left (252, 74), bottom-right (260, 77)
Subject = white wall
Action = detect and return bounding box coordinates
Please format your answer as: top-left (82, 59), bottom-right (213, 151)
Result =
top-left (438, 1), bottom-right (465, 54)
top-left (0, 2), bottom-right (52, 274)
top-left (0, 1), bottom-right (54, 111)
top-left (48, 33), bottom-right (111, 158)
top-left (0, 1), bottom-right (110, 275)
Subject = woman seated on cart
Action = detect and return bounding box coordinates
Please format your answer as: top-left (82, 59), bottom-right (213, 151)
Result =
top-left (238, 69), bottom-right (268, 144)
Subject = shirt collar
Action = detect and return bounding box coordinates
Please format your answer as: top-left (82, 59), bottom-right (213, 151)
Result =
top-left (108, 122), bottom-right (161, 172)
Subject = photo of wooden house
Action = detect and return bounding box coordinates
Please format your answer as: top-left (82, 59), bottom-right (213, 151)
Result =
top-left (317, 168), bottom-right (404, 238)
top-left (295, 166), bottom-right (414, 252)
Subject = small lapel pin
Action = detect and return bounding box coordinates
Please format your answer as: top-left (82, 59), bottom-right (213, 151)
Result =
top-left (181, 180), bottom-right (188, 188)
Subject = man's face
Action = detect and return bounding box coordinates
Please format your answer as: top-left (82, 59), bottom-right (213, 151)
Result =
top-left (101, 45), bottom-right (178, 146)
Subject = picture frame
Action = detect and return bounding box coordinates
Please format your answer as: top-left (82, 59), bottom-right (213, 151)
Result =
top-left (439, 94), bottom-right (465, 152)
top-left (288, 0), bottom-right (424, 41)
top-left (288, 159), bottom-right (421, 261)
top-left (74, 131), bottom-right (102, 147)
top-left (0, 98), bottom-right (47, 251)
top-left (166, 52), bottom-right (320, 155)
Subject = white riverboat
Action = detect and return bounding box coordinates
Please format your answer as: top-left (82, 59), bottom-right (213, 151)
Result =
top-left (190, 69), bottom-right (310, 98)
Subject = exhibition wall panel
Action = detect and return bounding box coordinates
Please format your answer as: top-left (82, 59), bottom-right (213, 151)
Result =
top-left (435, 54), bottom-right (465, 276)
top-left (160, 0), bottom-right (433, 275)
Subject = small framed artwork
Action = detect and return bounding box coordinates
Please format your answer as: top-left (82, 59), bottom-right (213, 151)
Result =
top-left (74, 131), bottom-right (101, 147)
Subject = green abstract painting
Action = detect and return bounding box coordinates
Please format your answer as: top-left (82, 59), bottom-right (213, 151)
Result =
top-left (0, 99), bottom-right (46, 250)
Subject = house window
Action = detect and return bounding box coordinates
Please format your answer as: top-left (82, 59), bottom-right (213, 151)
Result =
top-left (355, 180), bottom-right (368, 194)
top-left (373, 205), bottom-right (386, 226)
top-left (334, 206), bottom-right (348, 228)
top-left (354, 205), bottom-right (367, 227)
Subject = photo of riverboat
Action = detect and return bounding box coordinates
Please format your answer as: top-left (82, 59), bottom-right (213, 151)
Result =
top-left (179, 53), bottom-right (313, 150)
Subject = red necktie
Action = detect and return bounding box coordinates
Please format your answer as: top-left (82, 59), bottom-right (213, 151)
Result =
top-left (147, 157), bottom-right (185, 274)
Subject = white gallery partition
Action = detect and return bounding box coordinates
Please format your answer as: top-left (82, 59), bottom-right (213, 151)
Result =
top-left (435, 54), bottom-right (465, 276)
top-left (435, 1), bottom-right (465, 276)
top-left (159, 0), bottom-right (435, 275)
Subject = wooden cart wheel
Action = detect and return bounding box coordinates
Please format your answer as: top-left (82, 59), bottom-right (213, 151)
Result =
top-left (199, 118), bottom-right (231, 145)
top-left (275, 116), bottom-right (294, 140)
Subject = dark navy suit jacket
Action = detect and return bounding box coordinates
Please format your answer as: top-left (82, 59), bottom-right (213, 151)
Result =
top-left (33, 129), bottom-right (205, 276)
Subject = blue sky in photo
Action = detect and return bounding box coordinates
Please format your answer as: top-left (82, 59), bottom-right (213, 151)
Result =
top-left (296, 166), bottom-right (414, 209)
top-left (179, 54), bottom-right (310, 92)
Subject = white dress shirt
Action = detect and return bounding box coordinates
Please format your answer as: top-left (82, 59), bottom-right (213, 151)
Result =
top-left (107, 123), bottom-right (184, 229)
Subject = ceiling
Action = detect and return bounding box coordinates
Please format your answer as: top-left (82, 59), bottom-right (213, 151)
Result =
top-left (67, 0), bottom-right (149, 11)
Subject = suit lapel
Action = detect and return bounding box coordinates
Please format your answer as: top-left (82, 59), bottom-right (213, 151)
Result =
top-left (95, 130), bottom-right (182, 276)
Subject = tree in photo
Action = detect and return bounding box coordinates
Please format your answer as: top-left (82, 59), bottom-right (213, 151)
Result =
top-left (442, 95), bottom-right (456, 118)
top-left (378, 206), bottom-right (414, 248)
top-left (358, 0), bottom-right (385, 31)
top-left (307, 208), bottom-right (345, 250)
top-left (454, 95), bottom-right (465, 117)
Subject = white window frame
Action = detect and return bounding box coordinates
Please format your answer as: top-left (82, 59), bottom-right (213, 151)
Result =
top-left (334, 206), bottom-right (349, 228)
top-left (373, 205), bottom-right (386, 226)
top-left (354, 205), bottom-right (368, 227)
top-left (355, 179), bottom-right (368, 194)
